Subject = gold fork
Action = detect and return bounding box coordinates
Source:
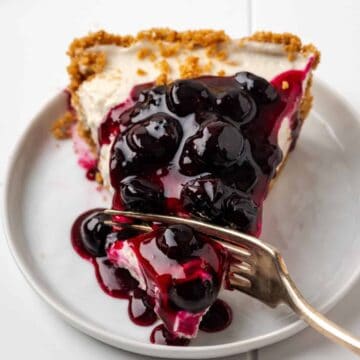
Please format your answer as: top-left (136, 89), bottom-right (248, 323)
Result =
top-left (104, 209), bottom-right (360, 355)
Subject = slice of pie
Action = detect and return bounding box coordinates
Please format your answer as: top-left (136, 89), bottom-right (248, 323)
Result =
top-left (57, 29), bottom-right (320, 345)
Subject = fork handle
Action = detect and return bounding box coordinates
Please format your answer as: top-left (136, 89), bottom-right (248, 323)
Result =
top-left (282, 274), bottom-right (360, 355)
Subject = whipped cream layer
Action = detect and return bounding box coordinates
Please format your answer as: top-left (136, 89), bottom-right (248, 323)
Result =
top-left (73, 39), bottom-right (313, 187)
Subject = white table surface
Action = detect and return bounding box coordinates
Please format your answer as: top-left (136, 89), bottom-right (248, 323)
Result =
top-left (1, 0), bottom-right (359, 359)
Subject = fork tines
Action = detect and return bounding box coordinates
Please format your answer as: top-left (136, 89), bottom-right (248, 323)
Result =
top-left (103, 209), bottom-right (274, 255)
top-left (102, 209), bottom-right (272, 291)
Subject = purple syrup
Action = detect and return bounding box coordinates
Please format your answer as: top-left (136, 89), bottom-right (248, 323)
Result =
top-left (128, 289), bottom-right (157, 326)
top-left (99, 99), bottom-right (134, 145)
top-left (71, 208), bottom-right (104, 261)
top-left (106, 71), bottom-right (306, 237)
top-left (150, 324), bottom-right (191, 346)
top-left (72, 208), bottom-right (232, 343)
top-left (199, 299), bottom-right (232, 332)
top-left (71, 209), bottom-right (138, 299)
top-left (98, 82), bottom-right (155, 145)
top-left (107, 223), bottom-right (228, 339)
top-left (94, 257), bottom-right (139, 298)
top-left (130, 81), bottom-right (155, 101)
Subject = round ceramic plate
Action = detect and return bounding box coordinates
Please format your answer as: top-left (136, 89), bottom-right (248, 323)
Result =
top-left (3, 80), bottom-right (360, 359)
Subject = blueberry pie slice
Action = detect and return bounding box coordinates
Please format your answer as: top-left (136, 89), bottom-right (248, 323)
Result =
top-left (55, 29), bottom-right (320, 345)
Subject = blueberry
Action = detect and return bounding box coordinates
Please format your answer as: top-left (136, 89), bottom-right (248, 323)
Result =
top-left (235, 72), bottom-right (278, 104)
top-left (251, 142), bottom-right (283, 176)
top-left (194, 110), bottom-right (220, 125)
top-left (178, 146), bottom-right (204, 176)
top-left (126, 114), bottom-right (182, 159)
top-left (223, 193), bottom-right (258, 232)
top-left (220, 141), bottom-right (260, 193)
top-left (179, 119), bottom-right (244, 175)
top-left (127, 87), bottom-right (167, 124)
top-left (120, 176), bottom-right (164, 212)
top-left (181, 176), bottom-right (259, 233)
top-left (168, 275), bottom-right (219, 313)
top-left (114, 89), bottom-right (165, 129)
top-left (167, 79), bottom-right (214, 116)
top-left (111, 114), bottom-right (182, 176)
top-left (198, 120), bottom-right (244, 167)
top-left (216, 89), bottom-right (257, 124)
top-left (139, 87), bottom-right (165, 107)
top-left (80, 212), bottom-right (113, 257)
top-left (130, 82), bottom-right (160, 102)
top-left (222, 159), bottom-right (259, 193)
top-left (156, 225), bottom-right (203, 260)
top-left (181, 176), bottom-right (227, 221)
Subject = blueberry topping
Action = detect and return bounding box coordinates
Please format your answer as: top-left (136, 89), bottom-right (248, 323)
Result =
top-left (108, 72), bottom-right (285, 240)
top-left (120, 176), bottom-right (164, 212)
top-left (252, 142), bottom-right (283, 176)
top-left (127, 114), bottom-right (182, 159)
top-left (199, 299), bottom-right (232, 332)
top-left (220, 143), bottom-right (260, 193)
top-left (180, 119), bottom-right (244, 175)
top-left (235, 72), bottom-right (278, 104)
top-left (127, 87), bottom-right (167, 125)
top-left (216, 89), bottom-right (257, 124)
top-left (167, 79), bottom-right (214, 116)
top-left (223, 193), bottom-right (258, 232)
top-left (222, 159), bottom-right (259, 193)
top-left (138, 87), bottom-right (165, 108)
top-left (156, 225), bottom-right (203, 260)
top-left (80, 212), bottom-right (113, 257)
top-left (130, 82), bottom-right (156, 102)
top-left (129, 288), bottom-right (157, 326)
top-left (169, 275), bottom-right (219, 313)
top-left (150, 324), bottom-right (191, 346)
top-left (111, 114), bottom-right (182, 175)
top-left (181, 177), bottom-right (227, 222)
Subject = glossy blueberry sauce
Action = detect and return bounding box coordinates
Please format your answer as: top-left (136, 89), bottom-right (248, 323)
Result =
top-left (107, 225), bottom-right (228, 338)
top-left (106, 71), bottom-right (306, 236)
top-left (199, 299), bottom-right (232, 332)
top-left (71, 209), bottom-right (139, 298)
top-left (71, 70), bottom-right (308, 345)
top-left (128, 288), bottom-right (157, 326)
top-left (72, 209), bottom-right (230, 343)
top-left (150, 324), bottom-right (191, 346)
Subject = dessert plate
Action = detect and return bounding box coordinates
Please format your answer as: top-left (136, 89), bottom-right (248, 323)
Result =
top-left (3, 79), bottom-right (360, 358)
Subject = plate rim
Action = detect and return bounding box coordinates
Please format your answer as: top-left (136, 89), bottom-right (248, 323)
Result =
top-left (3, 78), bottom-right (360, 359)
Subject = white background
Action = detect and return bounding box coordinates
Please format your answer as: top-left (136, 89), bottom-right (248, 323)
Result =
top-left (1, 0), bottom-right (360, 358)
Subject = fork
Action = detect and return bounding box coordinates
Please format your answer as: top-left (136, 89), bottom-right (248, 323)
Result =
top-left (104, 209), bottom-right (360, 355)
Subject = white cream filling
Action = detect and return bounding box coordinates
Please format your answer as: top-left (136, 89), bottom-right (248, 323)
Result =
top-left (75, 39), bottom-right (312, 186)
top-left (278, 116), bottom-right (292, 160)
top-left (113, 242), bottom-right (146, 289)
top-left (98, 143), bottom-right (112, 188)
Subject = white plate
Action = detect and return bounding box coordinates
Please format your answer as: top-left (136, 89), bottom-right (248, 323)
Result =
top-left (3, 80), bottom-right (360, 359)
